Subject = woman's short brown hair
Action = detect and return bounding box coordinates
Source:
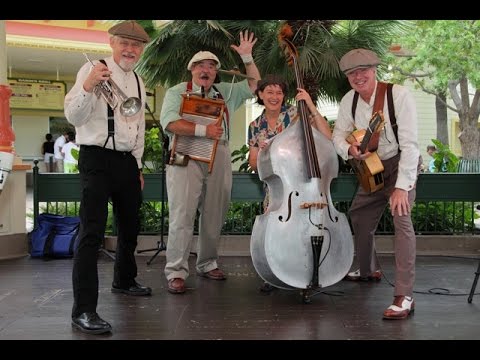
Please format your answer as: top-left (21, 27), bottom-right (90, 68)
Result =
top-left (255, 74), bottom-right (288, 106)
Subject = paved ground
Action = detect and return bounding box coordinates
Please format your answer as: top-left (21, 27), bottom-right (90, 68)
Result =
top-left (0, 254), bottom-right (479, 340)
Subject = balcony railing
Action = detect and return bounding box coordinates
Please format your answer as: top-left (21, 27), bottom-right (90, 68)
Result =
top-left (32, 161), bottom-right (480, 235)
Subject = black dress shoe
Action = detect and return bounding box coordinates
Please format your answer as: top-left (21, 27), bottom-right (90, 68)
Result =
top-left (111, 281), bottom-right (152, 296)
top-left (71, 312), bottom-right (112, 335)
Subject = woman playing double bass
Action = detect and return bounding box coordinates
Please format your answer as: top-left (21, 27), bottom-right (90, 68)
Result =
top-left (250, 25), bottom-right (354, 299)
top-left (250, 25), bottom-right (353, 301)
top-left (247, 74), bottom-right (332, 292)
top-left (248, 74), bottom-right (332, 212)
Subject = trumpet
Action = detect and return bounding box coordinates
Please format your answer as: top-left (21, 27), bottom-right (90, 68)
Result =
top-left (83, 53), bottom-right (142, 117)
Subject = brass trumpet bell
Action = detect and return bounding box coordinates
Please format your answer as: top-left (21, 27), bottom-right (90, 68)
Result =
top-left (120, 97), bottom-right (142, 117)
top-left (99, 73), bottom-right (142, 117)
top-left (84, 53), bottom-right (142, 117)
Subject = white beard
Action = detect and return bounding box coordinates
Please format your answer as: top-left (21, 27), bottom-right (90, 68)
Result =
top-left (119, 59), bottom-right (135, 72)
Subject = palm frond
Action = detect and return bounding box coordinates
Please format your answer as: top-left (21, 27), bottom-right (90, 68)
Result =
top-left (137, 20), bottom-right (407, 103)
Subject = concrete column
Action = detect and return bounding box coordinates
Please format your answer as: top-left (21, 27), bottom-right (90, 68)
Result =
top-left (0, 21), bottom-right (6, 85)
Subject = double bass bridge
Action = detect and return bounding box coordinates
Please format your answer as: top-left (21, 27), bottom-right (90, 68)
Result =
top-left (299, 201), bottom-right (327, 209)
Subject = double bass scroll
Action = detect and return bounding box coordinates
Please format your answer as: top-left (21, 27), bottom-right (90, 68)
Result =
top-left (169, 93), bottom-right (225, 173)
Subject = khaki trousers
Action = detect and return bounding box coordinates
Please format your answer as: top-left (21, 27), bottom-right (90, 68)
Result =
top-left (164, 143), bottom-right (232, 280)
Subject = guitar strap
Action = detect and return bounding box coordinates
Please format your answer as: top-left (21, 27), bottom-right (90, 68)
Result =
top-left (351, 82), bottom-right (399, 146)
top-left (368, 82), bottom-right (387, 152)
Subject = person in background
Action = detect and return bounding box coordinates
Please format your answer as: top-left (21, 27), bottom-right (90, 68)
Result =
top-left (41, 133), bottom-right (55, 172)
top-left (64, 20), bottom-right (151, 335)
top-left (426, 144), bottom-right (447, 172)
top-left (61, 131), bottom-right (79, 173)
top-left (247, 74), bottom-right (332, 292)
top-left (426, 145), bottom-right (437, 173)
top-left (160, 30), bottom-right (260, 295)
top-left (53, 131), bottom-right (68, 173)
top-left (332, 48), bottom-right (421, 320)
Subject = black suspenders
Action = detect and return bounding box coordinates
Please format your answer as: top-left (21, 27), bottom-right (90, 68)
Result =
top-left (98, 59), bottom-right (142, 150)
top-left (351, 82), bottom-right (399, 144)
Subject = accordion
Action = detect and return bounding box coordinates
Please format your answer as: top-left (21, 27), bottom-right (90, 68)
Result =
top-left (169, 93), bottom-right (226, 173)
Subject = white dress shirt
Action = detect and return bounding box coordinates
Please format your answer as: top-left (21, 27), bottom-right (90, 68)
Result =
top-left (64, 56), bottom-right (146, 169)
top-left (332, 81), bottom-right (420, 191)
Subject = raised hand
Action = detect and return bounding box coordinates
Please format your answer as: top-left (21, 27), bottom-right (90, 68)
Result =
top-left (230, 30), bottom-right (257, 56)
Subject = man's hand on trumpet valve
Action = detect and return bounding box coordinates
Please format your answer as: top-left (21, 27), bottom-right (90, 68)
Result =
top-left (83, 62), bottom-right (112, 93)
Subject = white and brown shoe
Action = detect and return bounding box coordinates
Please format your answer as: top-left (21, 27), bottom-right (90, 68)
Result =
top-left (383, 296), bottom-right (415, 320)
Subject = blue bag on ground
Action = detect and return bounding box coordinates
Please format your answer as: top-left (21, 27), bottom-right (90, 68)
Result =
top-left (28, 213), bottom-right (80, 258)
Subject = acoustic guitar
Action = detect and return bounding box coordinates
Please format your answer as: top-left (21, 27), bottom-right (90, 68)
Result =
top-left (346, 111), bottom-right (385, 193)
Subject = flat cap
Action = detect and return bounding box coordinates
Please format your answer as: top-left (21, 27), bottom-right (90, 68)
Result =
top-left (108, 21), bottom-right (150, 43)
top-left (187, 51), bottom-right (221, 71)
top-left (339, 48), bottom-right (380, 74)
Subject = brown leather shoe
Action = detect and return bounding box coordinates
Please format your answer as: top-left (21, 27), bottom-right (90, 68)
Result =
top-left (167, 278), bottom-right (185, 294)
top-left (344, 269), bottom-right (382, 282)
top-left (383, 296), bottom-right (415, 320)
top-left (197, 268), bottom-right (226, 280)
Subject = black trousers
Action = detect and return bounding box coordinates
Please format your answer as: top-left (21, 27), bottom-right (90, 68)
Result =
top-left (72, 145), bottom-right (142, 318)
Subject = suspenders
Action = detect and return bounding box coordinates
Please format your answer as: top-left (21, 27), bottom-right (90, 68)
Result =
top-left (351, 82), bottom-right (399, 144)
top-left (99, 59), bottom-right (142, 150)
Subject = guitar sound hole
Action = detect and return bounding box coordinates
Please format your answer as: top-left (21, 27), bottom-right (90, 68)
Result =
top-left (374, 173), bottom-right (384, 186)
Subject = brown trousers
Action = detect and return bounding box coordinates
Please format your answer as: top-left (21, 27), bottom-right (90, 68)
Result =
top-left (349, 153), bottom-right (420, 297)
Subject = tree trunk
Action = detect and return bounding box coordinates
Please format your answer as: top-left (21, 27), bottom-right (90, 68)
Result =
top-left (458, 115), bottom-right (480, 160)
top-left (436, 92), bottom-right (448, 145)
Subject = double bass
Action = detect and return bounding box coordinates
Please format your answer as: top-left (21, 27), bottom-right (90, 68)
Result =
top-left (250, 26), bottom-right (354, 299)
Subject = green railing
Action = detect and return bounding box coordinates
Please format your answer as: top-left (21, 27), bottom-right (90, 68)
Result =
top-left (32, 161), bottom-right (480, 235)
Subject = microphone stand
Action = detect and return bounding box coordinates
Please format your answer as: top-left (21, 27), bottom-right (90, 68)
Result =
top-left (137, 102), bottom-right (169, 265)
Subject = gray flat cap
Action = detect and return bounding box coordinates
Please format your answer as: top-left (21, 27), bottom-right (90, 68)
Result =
top-left (339, 48), bottom-right (380, 74)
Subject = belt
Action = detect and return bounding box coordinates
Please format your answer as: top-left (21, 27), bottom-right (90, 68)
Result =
top-left (80, 144), bottom-right (131, 155)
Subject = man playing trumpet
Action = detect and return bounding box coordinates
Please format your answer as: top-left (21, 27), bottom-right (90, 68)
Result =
top-left (64, 20), bottom-right (151, 335)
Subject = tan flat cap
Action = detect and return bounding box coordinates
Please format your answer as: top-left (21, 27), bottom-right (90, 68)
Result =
top-left (339, 48), bottom-right (380, 74)
top-left (108, 21), bottom-right (150, 43)
top-left (187, 51), bottom-right (221, 70)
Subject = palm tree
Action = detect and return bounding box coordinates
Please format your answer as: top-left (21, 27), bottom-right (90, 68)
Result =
top-left (137, 20), bottom-right (407, 103)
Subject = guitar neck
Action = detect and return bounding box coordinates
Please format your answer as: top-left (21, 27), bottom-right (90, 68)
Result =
top-left (359, 129), bottom-right (373, 154)
top-left (359, 113), bottom-right (382, 154)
